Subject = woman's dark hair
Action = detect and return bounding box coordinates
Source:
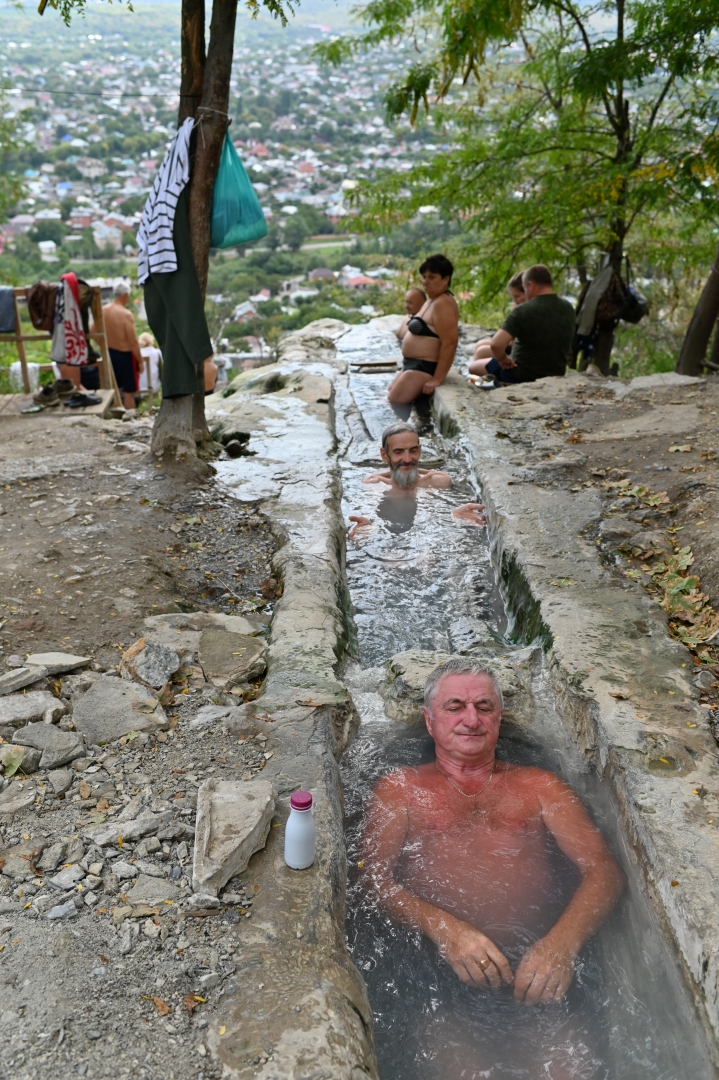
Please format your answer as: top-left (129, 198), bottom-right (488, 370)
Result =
top-left (508, 270), bottom-right (525, 292)
top-left (419, 253), bottom-right (454, 283)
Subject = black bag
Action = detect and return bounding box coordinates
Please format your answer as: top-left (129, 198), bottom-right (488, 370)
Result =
top-left (621, 282), bottom-right (649, 324)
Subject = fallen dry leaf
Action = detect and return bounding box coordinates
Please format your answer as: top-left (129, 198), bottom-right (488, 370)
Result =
top-left (96, 798), bottom-right (110, 812)
top-left (78, 780), bottom-right (91, 800)
top-left (153, 996), bottom-right (171, 1016)
top-left (183, 993), bottom-right (205, 1013)
top-left (609, 690), bottom-right (632, 700)
top-left (548, 578), bottom-right (577, 588)
top-left (669, 444), bottom-right (692, 453)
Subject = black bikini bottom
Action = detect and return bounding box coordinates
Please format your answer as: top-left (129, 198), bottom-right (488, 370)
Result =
top-left (402, 357), bottom-right (437, 376)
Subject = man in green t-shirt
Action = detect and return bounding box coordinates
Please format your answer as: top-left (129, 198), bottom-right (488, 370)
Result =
top-left (485, 265), bottom-right (576, 384)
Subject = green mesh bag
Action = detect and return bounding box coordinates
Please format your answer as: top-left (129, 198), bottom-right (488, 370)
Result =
top-left (211, 134), bottom-right (268, 249)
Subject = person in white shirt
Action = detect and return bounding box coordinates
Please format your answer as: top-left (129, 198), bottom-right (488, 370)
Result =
top-left (138, 332), bottom-right (162, 396)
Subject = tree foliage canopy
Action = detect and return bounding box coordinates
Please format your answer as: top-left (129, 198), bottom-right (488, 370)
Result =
top-left (319, 0), bottom-right (719, 297)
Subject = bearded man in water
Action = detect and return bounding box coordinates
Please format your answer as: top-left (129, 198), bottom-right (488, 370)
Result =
top-left (347, 422), bottom-right (485, 537)
top-left (362, 659), bottom-right (625, 1077)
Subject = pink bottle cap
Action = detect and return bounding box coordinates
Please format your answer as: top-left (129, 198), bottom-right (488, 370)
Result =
top-left (290, 790), bottom-right (313, 811)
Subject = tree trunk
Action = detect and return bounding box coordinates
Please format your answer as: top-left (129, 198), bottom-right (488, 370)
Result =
top-left (676, 244), bottom-right (719, 375)
top-left (151, 395), bottom-right (196, 458)
top-left (593, 323), bottom-right (616, 375)
top-left (153, 0), bottom-right (236, 455)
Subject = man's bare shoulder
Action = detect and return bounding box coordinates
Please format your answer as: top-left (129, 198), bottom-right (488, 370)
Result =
top-left (498, 762), bottom-right (577, 800)
top-left (416, 470), bottom-right (452, 489)
top-left (372, 766), bottom-right (425, 803)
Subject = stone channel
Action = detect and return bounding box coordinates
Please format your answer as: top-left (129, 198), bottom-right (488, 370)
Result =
top-left (204, 318), bottom-right (719, 1077)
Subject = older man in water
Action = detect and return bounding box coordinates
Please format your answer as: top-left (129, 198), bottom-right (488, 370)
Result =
top-left (348, 422), bottom-right (485, 536)
top-left (362, 659), bottom-right (625, 1076)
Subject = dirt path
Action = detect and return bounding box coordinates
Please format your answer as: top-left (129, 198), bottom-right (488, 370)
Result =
top-left (0, 410), bottom-right (277, 1080)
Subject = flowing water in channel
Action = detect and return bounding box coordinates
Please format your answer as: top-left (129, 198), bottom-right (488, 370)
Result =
top-left (334, 326), bottom-right (713, 1079)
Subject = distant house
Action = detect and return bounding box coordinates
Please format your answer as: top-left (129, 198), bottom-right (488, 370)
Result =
top-left (249, 288), bottom-right (271, 303)
top-left (70, 211), bottom-right (93, 230)
top-left (75, 157), bottom-right (106, 180)
top-left (4, 214), bottom-right (35, 236)
top-left (233, 301), bottom-right (259, 323)
top-left (297, 162), bottom-right (315, 175)
top-left (308, 268), bottom-right (335, 283)
top-left (344, 275), bottom-right (376, 290)
top-left (288, 287), bottom-right (319, 304)
top-left (38, 240), bottom-right (58, 262)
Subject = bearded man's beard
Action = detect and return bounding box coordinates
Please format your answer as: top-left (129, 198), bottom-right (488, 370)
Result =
top-left (390, 464), bottom-right (419, 489)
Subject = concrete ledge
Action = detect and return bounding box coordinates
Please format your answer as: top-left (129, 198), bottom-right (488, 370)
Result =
top-left (206, 343), bottom-right (377, 1078)
top-left (435, 373), bottom-right (719, 1061)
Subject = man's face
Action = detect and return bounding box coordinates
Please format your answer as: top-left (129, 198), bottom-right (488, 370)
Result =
top-left (424, 673), bottom-right (502, 762)
top-left (421, 271), bottom-right (450, 298)
top-left (381, 432), bottom-right (421, 488)
top-left (405, 290), bottom-right (424, 315)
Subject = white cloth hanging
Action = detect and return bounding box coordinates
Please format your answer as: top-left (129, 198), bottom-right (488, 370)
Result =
top-left (137, 117), bottom-right (193, 285)
top-left (50, 275), bottom-right (88, 366)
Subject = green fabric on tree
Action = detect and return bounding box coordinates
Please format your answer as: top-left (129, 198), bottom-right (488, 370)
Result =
top-left (143, 186), bottom-right (212, 398)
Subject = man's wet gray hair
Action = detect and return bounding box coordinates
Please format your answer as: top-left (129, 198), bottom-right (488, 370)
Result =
top-left (113, 279), bottom-right (131, 298)
top-left (424, 658), bottom-right (504, 715)
top-left (382, 421), bottom-right (418, 451)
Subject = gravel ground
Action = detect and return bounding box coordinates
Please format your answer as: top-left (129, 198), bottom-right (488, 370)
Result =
top-left (0, 408), bottom-right (280, 1080)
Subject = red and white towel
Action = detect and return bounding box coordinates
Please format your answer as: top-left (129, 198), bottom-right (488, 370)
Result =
top-left (50, 272), bottom-right (88, 366)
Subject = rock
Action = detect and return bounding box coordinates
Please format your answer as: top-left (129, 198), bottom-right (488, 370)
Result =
top-left (37, 506), bottom-right (77, 528)
top-left (120, 638), bottom-right (180, 689)
top-left (199, 972), bottom-right (220, 990)
top-left (0, 691), bottom-right (63, 727)
top-left (198, 629), bottom-right (267, 690)
top-left (379, 649), bottom-right (536, 729)
top-left (624, 530), bottom-right (672, 555)
top-left (0, 901), bottom-right (22, 914)
top-left (72, 675), bottom-right (168, 745)
top-left (0, 745), bottom-right (41, 774)
top-left (38, 840), bottom-right (68, 872)
top-left (448, 616), bottom-right (496, 652)
top-left (0, 666), bottom-right (49, 696)
top-left (50, 864), bottom-right (85, 890)
top-left (44, 899), bottom-right (79, 919)
top-left (112, 860), bottom-right (139, 881)
top-left (599, 517), bottom-right (636, 543)
top-left (24, 652), bottom-right (90, 675)
top-left (43, 701), bottom-right (68, 725)
top-left (192, 778), bottom-right (276, 897)
top-left (222, 705), bottom-right (273, 738)
top-left (188, 705), bottom-right (231, 730)
top-left (625, 372), bottom-right (703, 393)
top-left (123, 874), bottom-right (180, 905)
top-left (0, 781), bottom-right (36, 816)
top-left (83, 810), bottom-right (175, 847)
top-left (143, 917), bottom-right (160, 939)
top-left (47, 769), bottom-right (74, 795)
top-left (6, 655), bottom-right (25, 668)
top-left (0, 837), bottom-right (46, 876)
top-left (13, 724), bottom-right (85, 769)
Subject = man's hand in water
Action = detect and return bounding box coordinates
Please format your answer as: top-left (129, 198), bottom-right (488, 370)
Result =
top-left (513, 935), bottom-right (575, 1005)
top-left (348, 515), bottom-right (373, 539)
top-left (437, 918), bottom-right (514, 991)
top-left (452, 503), bottom-right (487, 527)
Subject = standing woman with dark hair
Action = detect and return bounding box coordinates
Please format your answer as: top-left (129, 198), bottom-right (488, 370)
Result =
top-left (387, 254), bottom-right (459, 420)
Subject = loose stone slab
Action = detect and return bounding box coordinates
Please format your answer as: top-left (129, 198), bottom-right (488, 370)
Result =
top-left (0, 691), bottom-right (59, 727)
top-left (198, 629), bottom-right (266, 689)
top-left (47, 769), bottom-right (74, 795)
top-left (83, 810), bottom-right (175, 847)
top-left (120, 638), bottom-right (180, 689)
top-left (50, 864), bottom-right (85, 889)
top-left (72, 675), bottom-right (168, 745)
top-left (37, 506), bottom-right (77, 527)
top-left (0, 666), bottom-right (49, 696)
top-left (24, 652), bottom-right (89, 675)
top-left (192, 778), bottom-right (276, 896)
top-left (0, 781), bottom-right (36, 816)
top-left (13, 723), bottom-right (85, 769)
top-left (123, 873), bottom-right (180, 905)
top-left (0, 837), bottom-right (46, 876)
top-left (599, 517), bottom-right (636, 542)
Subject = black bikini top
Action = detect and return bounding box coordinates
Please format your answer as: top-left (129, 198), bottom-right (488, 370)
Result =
top-left (406, 314), bottom-right (439, 339)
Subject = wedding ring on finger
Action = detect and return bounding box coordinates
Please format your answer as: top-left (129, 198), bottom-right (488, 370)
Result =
top-left (479, 959), bottom-right (490, 970)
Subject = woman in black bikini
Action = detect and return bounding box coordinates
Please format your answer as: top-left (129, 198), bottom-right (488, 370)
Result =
top-left (388, 254), bottom-right (460, 420)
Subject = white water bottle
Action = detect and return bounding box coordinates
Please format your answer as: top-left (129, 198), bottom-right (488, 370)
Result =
top-left (284, 790), bottom-right (315, 869)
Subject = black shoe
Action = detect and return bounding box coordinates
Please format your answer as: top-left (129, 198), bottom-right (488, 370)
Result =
top-left (63, 392), bottom-right (102, 408)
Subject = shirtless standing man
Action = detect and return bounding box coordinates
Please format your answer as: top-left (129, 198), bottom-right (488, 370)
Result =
top-left (387, 254), bottom-right (460, 420)
top-left (362, 659), bottom-right (625, 1076)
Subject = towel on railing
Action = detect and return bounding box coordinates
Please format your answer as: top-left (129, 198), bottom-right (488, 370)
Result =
top-left (0, 286), bottom-right (15, 334)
